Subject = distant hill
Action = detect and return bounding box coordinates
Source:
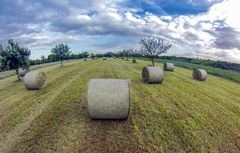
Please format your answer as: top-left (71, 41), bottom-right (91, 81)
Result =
top-left (103, 52), bottom-right (115, 57)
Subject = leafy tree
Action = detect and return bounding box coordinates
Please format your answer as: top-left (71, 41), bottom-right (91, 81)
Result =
top-left (30, 59), bottom-right (41, 65)
top-left (96, 53), bottom-right (103, 58)
top-left (51, 43), bottom-right (71, 67)
top-left (81, 51), bottom-right (89, 58)
top-left (47, 54), bottom-right (57, 62)
top-left (0, 39), bottom-right (31, 80)
top-left (69, 53), bottom-right (78, 59)
top-left (139, 36), bottom-right (172, 66)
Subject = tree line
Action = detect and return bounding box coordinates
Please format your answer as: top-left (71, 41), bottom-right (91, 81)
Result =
top-left (0, 39), bottom-right (90, 80)
top-left (2, 37), bottom-right (238, 81)
top-left (0, 37), bottom-right (172, 80)
top-left (158, 56), bottom-right (240, 73)
top-left (32, 51), bottom-right (89, 66)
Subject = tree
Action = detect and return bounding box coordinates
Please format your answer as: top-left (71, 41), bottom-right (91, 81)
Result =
top-left (129, 47), bottom-right (139, 63)
top-left (47, 54), bottom-right (57, 62)
top-left (96, 53), bottom-right (103, 58)
top-left (139, 36), bottom-right (172, 66)
top-left (40, 55), bottom-right (46, 64)
top-left (116, 50), bottom-right (125, 59)
top-left (90, 53), bottom-right (96, 59)
top-left (30, 59), bottom-right (41, 65)
top-left (123, 49), bottom-right (131, 60)
top-left (51, 43), bottom-right (71, 67)
top-left (0, 39), bottom-right (31, 80)
top-left (69, 53), bottom-right (78, 59)
top-left (82, 51), bottom-right (89, 58)
top-left (0, 55), bottom-right (2, 71)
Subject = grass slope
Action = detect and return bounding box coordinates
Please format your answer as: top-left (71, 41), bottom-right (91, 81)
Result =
top-left (0, 59), bottom-right (239, 153)
top-left (142, 58), bottom-right (240, 83)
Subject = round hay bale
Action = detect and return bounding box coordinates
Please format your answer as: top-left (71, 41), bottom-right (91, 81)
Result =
top-left (23, 71), bottom-right (46, 90)
top-left (192, 69), bottom-right (207, 81)
top-left (88, 79), bottom-right (130, 120)
top-left (132, 59), bottom-right (137, 63)
top-left (142, 66), bottom-right (164, 83)
top-left (164, 63), bottom-right (174, 71)
top-left (18, 68), bottom-right (27, 77)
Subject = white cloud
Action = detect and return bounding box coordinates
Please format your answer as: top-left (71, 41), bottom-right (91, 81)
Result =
top-left (157, 0), bottom-right (240, 63)
top-left (0, 0), bottom-right (239, 63)
top-left (125, 12), bottom-right (145, 24)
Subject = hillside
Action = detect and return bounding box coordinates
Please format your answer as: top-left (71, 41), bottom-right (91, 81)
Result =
top-left (0, 59), bottom-right (239, 153)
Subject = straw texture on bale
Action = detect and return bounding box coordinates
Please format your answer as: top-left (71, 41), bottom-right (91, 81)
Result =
top-left (192, 69), bottom-right (208, 81)
top-left (164, 63), bottom-right (174, 71)
top-left (142, 66), bottom-right (164, 83)
top-left (18, 68), bottom-right (27, 77)
top-left (23, 71), bottom-right (46, 90)
top-left (88, 79), bottom-right (130, 120)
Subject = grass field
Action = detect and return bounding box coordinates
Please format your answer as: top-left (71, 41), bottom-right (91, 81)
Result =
top-left (141, 58), bottom-right (240, 83)
top-left (0, 59), bottom-right (239, 153)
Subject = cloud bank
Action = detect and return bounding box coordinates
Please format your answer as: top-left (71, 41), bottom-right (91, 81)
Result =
top-left (0, 0), bottom-right (239, 63)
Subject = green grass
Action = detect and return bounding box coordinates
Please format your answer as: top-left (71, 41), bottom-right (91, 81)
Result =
top-left (141, 58), bottom-right (240, 83)
top-left (0, 59), bottom-right (239, 153)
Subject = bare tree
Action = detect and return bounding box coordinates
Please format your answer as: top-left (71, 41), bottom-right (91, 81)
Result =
top-left (121, 49), bottom-right (129, 60)
top-left (129, 47), bottom-right (140, 63)
top-left (140, 36), bottom-right (172, 66)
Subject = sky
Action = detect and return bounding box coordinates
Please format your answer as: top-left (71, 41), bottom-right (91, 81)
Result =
top-left (0, 0), bottom-right (240, 63)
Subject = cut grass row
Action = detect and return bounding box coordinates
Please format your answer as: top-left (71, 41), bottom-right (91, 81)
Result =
top-left (9, 60), bottom-right (143, 153)
top-left (0, 61), bottom-right (94, 151)
top-left (118, 59), bottom-right (240, 152)
top-left (0, 59), bottom-right (239, 152)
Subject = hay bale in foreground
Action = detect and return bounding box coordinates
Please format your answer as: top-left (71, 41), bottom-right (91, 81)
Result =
top-left (18, 68), bottom-right (27, 77)
top-left (192, 69), bottom-right (207, 81)
top-left (142, 66), bottom-right (164, 83)
top-left (23, 71), bottom-right (46, 90)
top-left (164, 63), bottom-right (174, 71)
top-left (88, 79), bottom-right (130, 120)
